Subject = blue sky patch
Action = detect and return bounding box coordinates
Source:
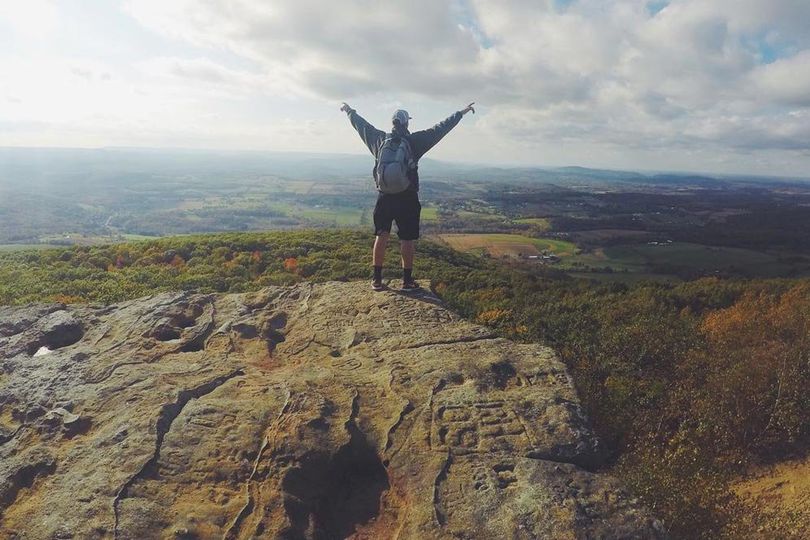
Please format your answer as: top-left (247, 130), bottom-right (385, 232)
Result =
top-left (647, 0), bottom-right (669, 17)
top-left (744, 33), bottom-right (793, 65)
top-left (553, 0), bottom-right (576, 12)
top-left (452, 0), bottom-right (493, 48)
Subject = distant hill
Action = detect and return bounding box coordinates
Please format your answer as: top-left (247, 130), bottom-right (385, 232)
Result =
top-left (3, 146), bottom-right (807, 186)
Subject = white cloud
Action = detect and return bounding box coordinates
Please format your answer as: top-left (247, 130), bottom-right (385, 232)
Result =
top-left (4, 0), bottom-right (810, 174)
top-left (123, 0), bottom-right (483, 98)
top-left (751, 50), bottom-right (810, 107)
top-left (136, 56), bottom-right (275, 96)
top-left (0, 0), bottom-right (59, 39)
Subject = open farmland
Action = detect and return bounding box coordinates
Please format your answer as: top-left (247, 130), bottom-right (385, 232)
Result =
top-left (568, 229), bottom-right (653, 244)
top-left (421, 205), bottom-right (440, 221)
top-left (513, 217), bottom-right (551, 231)
top-left (297, 206), bottom-right (365, 226)
top-left (489, 242), bottom-right (540, 257)
top-left (608, 242), bottom-right (795, 277)
top-left (562, 241), bottom-right (806, 279)
top-left (438, 233), bottom-right (578, 258)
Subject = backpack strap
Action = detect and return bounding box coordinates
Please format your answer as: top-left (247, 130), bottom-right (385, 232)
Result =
top-left (399, 135), bottom-right (417, 170)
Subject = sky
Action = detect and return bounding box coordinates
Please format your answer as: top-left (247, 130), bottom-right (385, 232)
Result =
top-left (1, 0), bottom-right (809, 176)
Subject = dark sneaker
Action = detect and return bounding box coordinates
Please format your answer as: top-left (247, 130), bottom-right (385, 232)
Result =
top-left (372, 279), bottom-right (385, 291)
top-left (401, 280), bottom-right (421, 291)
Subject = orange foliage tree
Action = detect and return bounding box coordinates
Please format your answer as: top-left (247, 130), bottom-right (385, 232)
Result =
top-left (283, 257), bottom-right (298, 272)
top-left (683, 283), bottom-right (810, 461)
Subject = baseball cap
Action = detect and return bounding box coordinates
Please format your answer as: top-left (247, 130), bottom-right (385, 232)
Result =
top-left (392, 109), bottom-right (412, 125)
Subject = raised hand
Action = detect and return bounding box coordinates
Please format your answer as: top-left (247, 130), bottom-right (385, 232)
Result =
top-left (461, 102), bottom-right (475, 115)
top-left (340, 102), bottom-right (352, 113)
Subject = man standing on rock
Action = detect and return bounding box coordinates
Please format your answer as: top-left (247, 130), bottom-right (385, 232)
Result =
top-left (341, 102), bottom-right (476, 291)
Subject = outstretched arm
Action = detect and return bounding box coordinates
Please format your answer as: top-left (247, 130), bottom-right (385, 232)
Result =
top-left (410, 102), bottom-right (475, 159)
top-left (341, 102), bottom-right (385, 157)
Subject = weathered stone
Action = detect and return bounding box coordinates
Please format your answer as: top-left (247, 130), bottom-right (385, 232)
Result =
top-left (34, 310), bottom-right (85, 350)
top-left (0, 282), bottom-right (665, 539)
top-left (0, 304), bottom-right (63, 338)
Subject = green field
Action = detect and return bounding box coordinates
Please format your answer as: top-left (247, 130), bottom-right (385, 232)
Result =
top-left (0, 244), bottom-right (63, 251)
top-left (514, 217), bottom-right (551, 231)
top-left (297, 207), bottom-right (364, 226)
top-left (421, 205), bottom-right (439, 221)
top-left (120, 234), bottom-right (160, 241)
top-left (565, 242), bottom-right (796, 277)
top-left (457, 209), bottom-right (505, 221)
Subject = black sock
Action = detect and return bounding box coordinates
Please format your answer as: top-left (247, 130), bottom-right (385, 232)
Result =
top-left (373, 266), bottom-right (382, 281)
top-left (403, 268), bottom-right (413, 282)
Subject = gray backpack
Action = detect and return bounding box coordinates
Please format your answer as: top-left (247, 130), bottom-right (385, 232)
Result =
top-left (375, 135), bottom-right (415, 194)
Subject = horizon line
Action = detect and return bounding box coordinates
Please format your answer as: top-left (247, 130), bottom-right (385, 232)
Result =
top-left (1, 144), bottom-right (808, 182)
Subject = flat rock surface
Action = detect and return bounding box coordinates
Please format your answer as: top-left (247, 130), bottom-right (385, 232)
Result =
top-left (0, 281), bottom-right (665, 539)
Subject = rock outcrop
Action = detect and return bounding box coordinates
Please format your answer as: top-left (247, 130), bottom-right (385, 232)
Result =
top-left (0, 281), bottom-right (664, 539)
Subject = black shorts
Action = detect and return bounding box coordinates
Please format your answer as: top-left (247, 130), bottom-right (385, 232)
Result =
top-left (373, 191), bottom-right (421, 240)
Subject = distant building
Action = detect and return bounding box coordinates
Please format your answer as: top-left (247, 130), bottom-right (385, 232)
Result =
top-left (522, 253), bottom-right (558, 263)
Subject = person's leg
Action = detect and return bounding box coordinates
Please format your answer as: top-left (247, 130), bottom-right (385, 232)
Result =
top-left (372, 195), bottom-right (393, 288)
top-left (400, 240), bottom-right (415, 269)
top-left (373, 232), bottom-right (389, 267)
top-left (396, 193), bottom-right (421, 287)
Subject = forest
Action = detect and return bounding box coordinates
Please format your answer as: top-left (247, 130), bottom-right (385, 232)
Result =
top-left (0, 229), bottom-right (807, 538)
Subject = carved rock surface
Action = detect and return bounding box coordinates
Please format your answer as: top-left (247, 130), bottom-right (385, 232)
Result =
top-left (0, 282), bottom-right (665, 539)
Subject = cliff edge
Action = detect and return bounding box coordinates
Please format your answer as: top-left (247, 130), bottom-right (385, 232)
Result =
top-left (0, 281), bottom-right (664, 539)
